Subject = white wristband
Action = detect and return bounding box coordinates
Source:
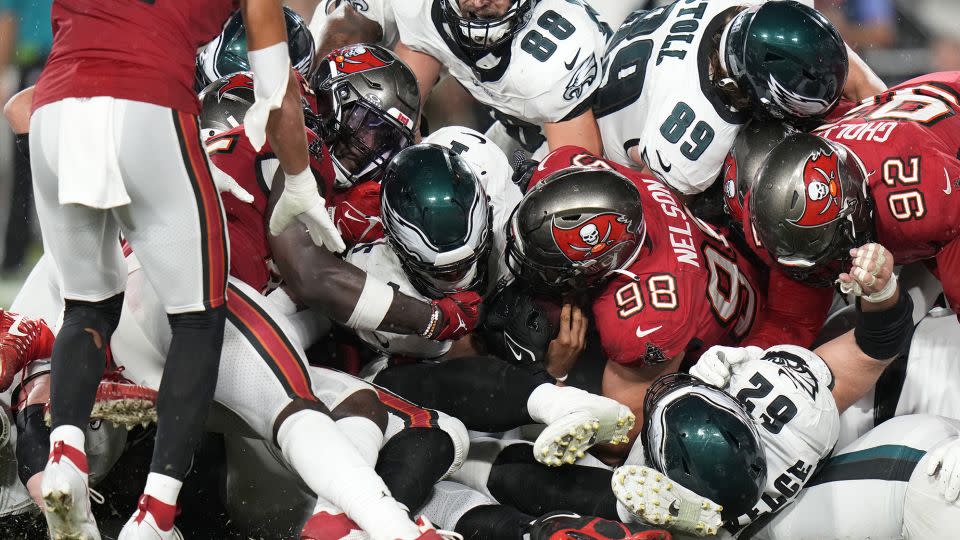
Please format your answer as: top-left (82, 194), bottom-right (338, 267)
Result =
top-left (245, 42), bottom-right (291, 151)
top-left (345, 275), bottom-right (394, 331)
top-left (862, 272), bottom-right (898, 304)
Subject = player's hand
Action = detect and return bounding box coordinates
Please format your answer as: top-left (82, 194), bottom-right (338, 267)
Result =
top-left (210, 162), bottom-right (254, 204)
top-left (331, 182), bottom-right (384, 245)
top-left (838, 243), bottom-right (895, 302)
top-left (270, 169), bottom-right (346, 253)
top-left (545, 303), bottom-right (587, 380)
top-left (926, 438), bottom-right (960, 503)
top-left (431, 291), bottom-right (482, 341)
top-left (690, 345), bottom-right (763, 389)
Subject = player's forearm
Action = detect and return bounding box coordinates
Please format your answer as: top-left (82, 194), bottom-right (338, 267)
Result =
top-left (241, 0), bottom-right (288, 51)
top-left (843, 45), bottom-right (886, 102)
top-left (265, 71), bottom-right (310, 175)
top-left (315, 4), bottom-right (383, 57)
top-left (394, 41), bottom-right (441, 107)
top-left (3, 85), bottom-right (33, 134)
top-left (544, 109), bottom-right (602, 154)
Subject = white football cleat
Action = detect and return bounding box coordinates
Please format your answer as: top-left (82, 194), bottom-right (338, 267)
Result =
top-left (118, 495), bottom-right (183, 540)
top-left (612, 465), bottom-right (723, 537)
top-left (41, 441), bottom-right (101, 540)
top-left (533, 388), bottom-right (635, 467)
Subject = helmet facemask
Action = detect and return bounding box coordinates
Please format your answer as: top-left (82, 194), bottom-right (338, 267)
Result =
top-left (440, 0), bottom-right (534, 54)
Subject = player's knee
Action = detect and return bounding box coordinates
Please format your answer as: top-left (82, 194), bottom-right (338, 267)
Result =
top-left (331, 389), bottom-right (388, 432)
top-left (61, 293), bottom-right (125, 346)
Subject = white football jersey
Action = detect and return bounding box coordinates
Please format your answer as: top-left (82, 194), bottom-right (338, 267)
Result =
top-left (595, 0), bottom-right (758, 195)
top-left (722, 345), bottom-right (840, 535)
top-left (347, 241), bottom-right (453, 358)
top-left (422, 126), bottom-right (523, 291)
top-left (393, 0), bottom-right (609, 131)
top-left (310, 0), bottom-right (399, 48)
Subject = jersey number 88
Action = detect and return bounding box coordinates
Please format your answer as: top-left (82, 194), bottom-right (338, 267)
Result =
top-left (521, 10), bottom-right (575, 62)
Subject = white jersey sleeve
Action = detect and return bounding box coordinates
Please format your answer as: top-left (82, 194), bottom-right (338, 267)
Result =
top-left (345, 241), bottom-right (452, 358)
top-left (393, 0), bottom-right (609, 126)
top-left (595, 0), bottom-right (757, 195)
top-left (421, 126), bottom-right (522, 290)
top-left (309, 0), bottom-right (399, 49)
top-left (722, 344), bottom-right (840, 535)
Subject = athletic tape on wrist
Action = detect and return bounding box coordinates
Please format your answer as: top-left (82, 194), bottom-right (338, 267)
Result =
top-left (861, 272), bottom-right (898, 303)
top-left (345, 275), bottom-right (394, 331)
top-left (248, 42), bottom-right (290, 110)
top-left (854, 287), bottom-right (913, 360)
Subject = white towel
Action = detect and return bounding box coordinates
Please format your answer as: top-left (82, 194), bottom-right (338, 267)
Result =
top-left (57, 97), bottom-right (131, 209)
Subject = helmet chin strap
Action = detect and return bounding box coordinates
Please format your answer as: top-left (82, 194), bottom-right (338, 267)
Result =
top-left (331, 159), bottom-right (355, 189)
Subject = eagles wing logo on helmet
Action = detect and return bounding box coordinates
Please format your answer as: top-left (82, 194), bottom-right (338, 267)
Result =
top-left (551, 213), bottom-right (629, 262)
top-left (790, 150), bottom-right (844, 228)
top-left (768, 75), bottom-right (832, 118)
top-left (217, 73), bottom-right (254, 101)
top-left (331, 45), bottom-right (388, 75)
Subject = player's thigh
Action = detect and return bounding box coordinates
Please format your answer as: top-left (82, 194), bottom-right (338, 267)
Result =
top-left (217, 279), bottom-right (319, 439)
top-left (113, 101), bottom-right (227, 314)
top-left (904, 436), bottom-right (960, 539)
top-left (29, 104), bottom-right (125, 302)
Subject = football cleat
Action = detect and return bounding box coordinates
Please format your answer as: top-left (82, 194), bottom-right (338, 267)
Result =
top-left (529, 511), bottom-right (672, 540)
top-left (118, 494), bottom-right (183, 540)
top-left (414, 516), bottom-right (463, 540)
top-left (0, 309), bottom-right (54, 391)
top-left (611, 466), bottom-right (723, 537)
top-left (90, 369), bottom-right (158, 431)
top-left (41, 441), bottom-right (101, 540)
top-left (300, 510), bottom-right (370, 540)
top-left (534, 388), bottom-right (635, 467)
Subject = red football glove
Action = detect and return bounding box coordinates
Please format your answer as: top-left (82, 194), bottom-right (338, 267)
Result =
top-left (429, 290), bottom-right (482, 341)
top-left (331, 181), bottom-right (384, 246)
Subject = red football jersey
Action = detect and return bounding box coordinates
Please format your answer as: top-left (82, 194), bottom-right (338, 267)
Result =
top-left (529, 147), bottom-right (766, 367)
top-left (34, 0), bottom-right (237, 115)
top-left (814, 72), bottom-right (960, 308)
top-left (206, 125), bottom-right (335, 293)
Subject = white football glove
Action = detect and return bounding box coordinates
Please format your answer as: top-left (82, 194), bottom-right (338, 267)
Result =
top-left (690, 346), bottom-right (763, 389)
top-left (926, 438), bottom-right (960, 503)
top-left (210, 162), bottom-right (254, 203)
top-left (269, 168), bottom-right (346, 253)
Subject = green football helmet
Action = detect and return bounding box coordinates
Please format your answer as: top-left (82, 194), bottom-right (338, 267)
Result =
top-left (643, 373), bottom-right (767, 520)
top-left (722, 1), bottom-right (847, 120)
top-left (195, 7), bottom-right (315, 90)
top-left (380, 144), bottom-right (493, 298)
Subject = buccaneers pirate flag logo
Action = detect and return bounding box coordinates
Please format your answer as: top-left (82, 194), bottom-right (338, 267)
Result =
top-left (551, 213), bottom-right (631, 262)
top-left (217, 73), bottom-right (254, 101)
top-left (330, 45), bottom-right (388, 75)
top-left (790, 150), bottom-right (844, 227)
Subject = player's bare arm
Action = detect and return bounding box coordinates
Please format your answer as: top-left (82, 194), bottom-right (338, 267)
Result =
top-left (843, 45), bottom-right (887, 101)
top-left (543, 109), bottom-right (602, 154)
top-left (2, 85), bottom-right (32, 134)
top-left (315, 2), bottom-right (384, 57)
top-left (394, 41), bottom-right (442, 110)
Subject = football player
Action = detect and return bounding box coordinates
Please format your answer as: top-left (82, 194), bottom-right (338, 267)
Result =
top-left (595, 0), bottom-right (886, 196)
top-left (506, 146), bottom-right (834, 453)
top-left (749, 72), bottom-right (960, 318)
top-left (28, 1), bottom-right (332, 538)
top-left (393, 0), bottom-right (611, 154)
top-left (755, 414), bottom-right (960, 540)
top-left (310, 0), bottom-right (401, 55)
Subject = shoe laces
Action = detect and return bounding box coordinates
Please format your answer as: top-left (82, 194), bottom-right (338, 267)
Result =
top-left (90, 488), bottom-right (105, 505)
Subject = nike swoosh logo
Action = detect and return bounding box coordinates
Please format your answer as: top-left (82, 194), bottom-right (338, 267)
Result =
top-left (343, 208), bottom-right (366, 223)
top-left (7, 315), bottom-right (27, 338)
top-left (564, 49), bottom-right (581, 71)
top-left (636, 325), bottom-right (662, 339)
top-left (505, 337), bottom-right (524, 362)
top-left (655, 151), bottom-right (672, 173)
top-left (669, 500), bottom-right (680, 516)
top-left (945, 168), bottom-right (954, 195)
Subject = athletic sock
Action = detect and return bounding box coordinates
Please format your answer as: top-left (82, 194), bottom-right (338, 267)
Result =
top-left (336, 416), bottom-right (383, 467)
top-left (416, 481), bottom-right (496, 531)
top-left (49, 425), bottom-right (85, 455)
top-left (143, 472), bottom-right (183, 507)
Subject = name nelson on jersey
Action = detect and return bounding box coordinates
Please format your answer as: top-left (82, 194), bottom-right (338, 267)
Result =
top-left (643, 179), bottom-right (702, 268)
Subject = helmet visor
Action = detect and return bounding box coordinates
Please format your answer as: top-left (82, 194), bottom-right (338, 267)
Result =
top-left (330, 100), bottom-right (414, 181)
